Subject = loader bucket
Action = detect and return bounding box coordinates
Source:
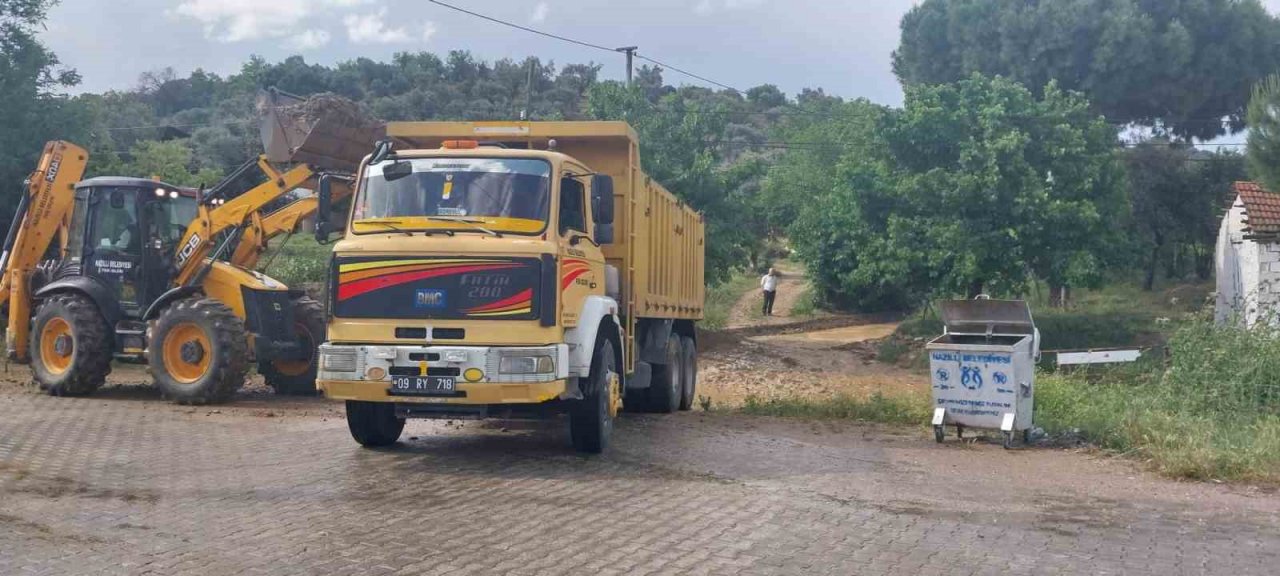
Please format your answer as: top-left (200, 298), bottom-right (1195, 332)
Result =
top-left (257, 88), bottom-right (385, 172)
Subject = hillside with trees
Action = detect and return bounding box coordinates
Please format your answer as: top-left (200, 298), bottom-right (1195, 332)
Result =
top-left (0, 0), bottom-right (1269, 309)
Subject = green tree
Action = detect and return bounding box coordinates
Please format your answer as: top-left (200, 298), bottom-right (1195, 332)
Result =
top-left (1247, 74), bottom-right (1280, 192)
top-left (1128, 141), bottom-right (1245, 289)
top-left (122, 140), bottom-right (223, 188)
top-left (894, 0), bottom-right (1280, 140)
top-left (0, 0), bottom-right (85, 221)
top-left (791, 75), bottom-right (1125, 309)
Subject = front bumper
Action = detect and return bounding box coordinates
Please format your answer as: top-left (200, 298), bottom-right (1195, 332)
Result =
top-left (317, 343), bottom-right (570, 405)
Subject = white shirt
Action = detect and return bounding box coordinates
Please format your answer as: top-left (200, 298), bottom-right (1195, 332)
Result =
top-left (761, 274), bottom-right (778, 292)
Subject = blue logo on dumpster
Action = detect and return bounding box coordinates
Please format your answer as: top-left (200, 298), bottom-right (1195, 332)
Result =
top-left (960, 365), bottom-right (983, 390)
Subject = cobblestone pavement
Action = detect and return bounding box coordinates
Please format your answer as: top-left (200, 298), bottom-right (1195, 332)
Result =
top-left (2, 386), bottom-right (1279, 576)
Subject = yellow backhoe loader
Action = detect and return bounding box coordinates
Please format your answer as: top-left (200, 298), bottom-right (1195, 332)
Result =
top-left (1, 90), bottom-right (378, 403)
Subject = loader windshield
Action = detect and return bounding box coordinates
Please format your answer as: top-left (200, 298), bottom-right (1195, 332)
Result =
top-left (352, 157), bottom-right (551, 235)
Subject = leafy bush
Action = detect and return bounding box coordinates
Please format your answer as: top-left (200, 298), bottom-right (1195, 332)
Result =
top-left (1036, 320), bottom-right (1280, 482)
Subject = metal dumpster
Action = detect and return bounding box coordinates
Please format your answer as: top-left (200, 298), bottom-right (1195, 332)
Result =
top-left (926, 299), bottom-right (1039, 448)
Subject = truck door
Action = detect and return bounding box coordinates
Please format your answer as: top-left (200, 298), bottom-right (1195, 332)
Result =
top-left (557, 171), bottom-right (604, 328)
top-left (85, 188), bottom-right (144, 314)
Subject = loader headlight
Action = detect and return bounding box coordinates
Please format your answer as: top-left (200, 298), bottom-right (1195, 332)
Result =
top-left (322, 348), bottom-right (358, 372)
top-left (499, 355), bottom-right (554, 374)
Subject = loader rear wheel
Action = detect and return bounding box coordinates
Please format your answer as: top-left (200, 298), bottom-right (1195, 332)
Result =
top-left (148, 298), bottom-right (248, 405)
top-left (646, 335), bottom-right (683, 414)
top-left (259, 297), bottom-right (325, 396)
top-left (31, 293), bottom-right (112, 396)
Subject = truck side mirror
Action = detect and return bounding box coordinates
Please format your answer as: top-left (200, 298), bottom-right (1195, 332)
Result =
top-left (591, 174), bottom-right (614, 225)
top-left (314, 175), bottom-right (333, 244)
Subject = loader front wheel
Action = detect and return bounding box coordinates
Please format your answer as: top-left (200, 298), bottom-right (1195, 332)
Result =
top-left (149, 298), bottom-right (248, 405)
top-left (260, 297), bottom-right (325, 396)
top-left (31, 293), bottom-right (112, 396)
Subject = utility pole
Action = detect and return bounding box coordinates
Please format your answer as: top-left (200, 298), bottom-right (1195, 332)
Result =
top-left (615, 46), bottom-right (638, 86)
top-left (521, 57), bottom-right (535, 120)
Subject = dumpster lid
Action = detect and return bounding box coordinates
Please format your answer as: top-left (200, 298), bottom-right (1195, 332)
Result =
top-left (939, 299), bottom-right (1035, 337)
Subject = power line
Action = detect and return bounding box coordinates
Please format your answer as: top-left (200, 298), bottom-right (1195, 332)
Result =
top-left (425, 0), bottom-right (615, 53)
top-left (633, 54), bottom-right (742, 94)
top-left (425, 0), bottom-right (743, 94)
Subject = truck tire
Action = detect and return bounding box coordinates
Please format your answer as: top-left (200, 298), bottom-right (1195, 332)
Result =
top-left (148, 298), bottom-right (249, 405)
top-left (31, 293), bottom-right (112, 396)
top-left (570, 337), bottom-right (620, 454)
top-left (646, 335), bottom-right (683, 413)
top-left (346, 400), bottom-right (404, 447)
top-left (259, 297), bottom-right (325, 396)
top-left (679, 336), bottom-right (697, 411)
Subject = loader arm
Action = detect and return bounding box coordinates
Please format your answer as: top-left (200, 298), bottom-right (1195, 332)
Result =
top-left (1, 141), bottom-right (89, 362)
top-left (230, 177), bottom-right (352, 270)
top-left (172, 156), bottom-right (316, 287)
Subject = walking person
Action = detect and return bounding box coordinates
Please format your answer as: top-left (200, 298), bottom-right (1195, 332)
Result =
top-left (761, 268), bottom-right (779, 316)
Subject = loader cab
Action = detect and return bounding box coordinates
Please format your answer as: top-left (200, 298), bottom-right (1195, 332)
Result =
top-left (67, 178), bottom-right (198, 317)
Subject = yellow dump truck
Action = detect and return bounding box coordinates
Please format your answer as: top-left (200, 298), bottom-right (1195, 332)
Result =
top-left (311, 121), bottom-right (705, 452)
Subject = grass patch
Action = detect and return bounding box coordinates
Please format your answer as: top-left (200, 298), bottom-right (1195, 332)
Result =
top-left (789, 287), bottom-right (817, 319)
top-left (741, 392), bottom-right (930, 425)
top-left (1036, 319), bottom-right (1280, 483)
top-left (702, 271), bottom-right (758, 330)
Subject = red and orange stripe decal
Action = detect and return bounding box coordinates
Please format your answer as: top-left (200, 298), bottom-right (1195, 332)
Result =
top-left (463, 289), bottom-right (533, 317)
top-left (336, 259), bottom-right (520, 302)
top-left (561, 258), bottom-right (591, 290)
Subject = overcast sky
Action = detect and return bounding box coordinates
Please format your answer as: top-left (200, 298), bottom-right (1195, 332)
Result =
top-left (40, 0), bottom-right (1280, 108)
top-left (42, 0), bottom-right (915, 104)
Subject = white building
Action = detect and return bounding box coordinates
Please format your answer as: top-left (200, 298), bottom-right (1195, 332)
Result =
top-left (1215, 181), bottom-right (1280, 326)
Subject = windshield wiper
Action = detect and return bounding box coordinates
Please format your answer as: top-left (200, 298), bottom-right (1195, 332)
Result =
top-left (355, 219), bottom-right (414, 236)
top-left (427, 216), bottom-right (503, 238)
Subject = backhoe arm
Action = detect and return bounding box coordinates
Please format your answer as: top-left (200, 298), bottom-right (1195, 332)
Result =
top-left (2, 141), bottom-right (89, 362)
top-left (172, 156), bottom-right (316, 287)
top-left (231, 177), bottom-right (352, 270)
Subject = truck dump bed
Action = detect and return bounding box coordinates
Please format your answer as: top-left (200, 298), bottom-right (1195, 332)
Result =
top-left (386, 121), bottom-right (705, 322)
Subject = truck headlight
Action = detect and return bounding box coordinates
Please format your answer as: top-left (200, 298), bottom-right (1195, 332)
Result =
top-left (322, 348), bottom-right (358, 372)
top-left (499, 355), bottom-right (554, 374)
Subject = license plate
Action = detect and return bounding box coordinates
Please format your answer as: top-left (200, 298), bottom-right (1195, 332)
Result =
top-left (389, 376), bottom-right (456, 395)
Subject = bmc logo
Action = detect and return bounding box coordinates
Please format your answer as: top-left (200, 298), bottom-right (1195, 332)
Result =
top-left (175, 233), bottom-right (201, 267)
top-left (414, 289), bottom-right (447, 309)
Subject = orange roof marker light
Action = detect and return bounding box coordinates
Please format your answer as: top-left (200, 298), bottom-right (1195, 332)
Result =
top-left (442, 140), bottom-right (480, 149)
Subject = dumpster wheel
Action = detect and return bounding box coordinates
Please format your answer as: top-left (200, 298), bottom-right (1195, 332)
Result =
top-left (933, 425), bottom-right (944, 444)
top-left (1002, 430), bottom-right (1014, 450)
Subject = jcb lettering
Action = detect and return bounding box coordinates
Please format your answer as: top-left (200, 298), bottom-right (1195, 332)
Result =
top-left (176, 234), bottom-right (201, 267)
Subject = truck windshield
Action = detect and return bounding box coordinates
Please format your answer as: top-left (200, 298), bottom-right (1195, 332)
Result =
top-left (353, 157), bottom-right (551, 235)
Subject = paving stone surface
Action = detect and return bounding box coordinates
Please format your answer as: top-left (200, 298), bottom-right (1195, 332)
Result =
top-left (2, 389), bottom-right (1278, 575)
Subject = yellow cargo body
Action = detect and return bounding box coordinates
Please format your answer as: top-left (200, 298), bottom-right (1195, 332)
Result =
top-left (385, 121), bottom-right (706, 365)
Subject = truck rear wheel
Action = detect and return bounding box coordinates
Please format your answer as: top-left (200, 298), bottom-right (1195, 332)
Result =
top-left (148, 298), bottom-right (249, 405)
top-left (259, 297), bottom-right (325, 396)
top-left (31, 293), bottom-right (112, 396)
top-left (346, 401), bottom-right (404, 447)
top-left (679, 336), bottom-right (697, 411)
top-left (646, 335), bottom-right (683, 414)
top-left (570, 337), bottom-right (620, 454)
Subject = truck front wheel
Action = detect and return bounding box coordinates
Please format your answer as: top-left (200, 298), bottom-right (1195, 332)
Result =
top-left (570, 338), bottom-right (620, 454)
top-left (346, 400), bottom-right (404, 447)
